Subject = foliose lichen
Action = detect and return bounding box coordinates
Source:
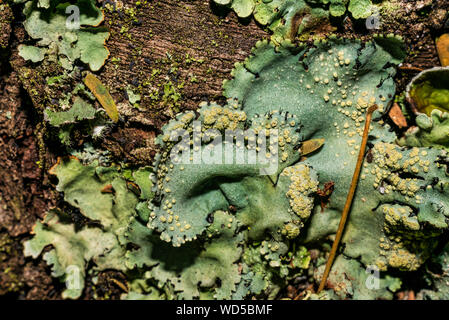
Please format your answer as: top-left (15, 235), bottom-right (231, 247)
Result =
top-left (223, 37), bottom-right (449, 295)
top-left (147, 99), bottom-right (318, 247)
top-left (398, 67), bottom-right (449, 151)
top-left (24, 36), bottom-right (449, 300)
top-left (211, 0), bottom-right (376, 43)
top-left (18, 0), bottom-right (110, 71)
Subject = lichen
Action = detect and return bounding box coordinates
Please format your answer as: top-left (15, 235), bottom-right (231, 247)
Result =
top-left (19, 0), bottom-right (110, 71)
top-left (222, 37), bottom-right (449, 297)
top-left (214, 0), bottom-right (331, 43)
top-left (398, 110), bottom-right (449, 151)
top-left (398, 67), bottom-right (449, 151)
top-left (44, 97), bottom-right (97, 127)
top-left (407, 67), bottom-right (449, 116)
top-left (42, 79), bottom-right (112, 147)
top-left (24, 157), bottom-right (137, 298)
top-left (147, 99), bottom-right (319, 246)
top-left (313, 255), bottom-right (401, 300)
top-left (211, 0), bottom-right (376, 43)
top-left (418, 242), bottom-right (449, 300)
top-left (24, 36), bottom-right (449, 300)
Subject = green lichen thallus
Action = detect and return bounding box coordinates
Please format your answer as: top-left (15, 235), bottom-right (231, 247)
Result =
top-left (318, 105), bottom-right (378, 293)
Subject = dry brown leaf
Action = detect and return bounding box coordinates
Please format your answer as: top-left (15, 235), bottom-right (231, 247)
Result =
top-left (436, 34), bottom-right (449, 67)
top-left (388, 103), bottom-right (408, 128)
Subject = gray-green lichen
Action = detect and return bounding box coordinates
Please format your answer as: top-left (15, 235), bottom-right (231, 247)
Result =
top-left (224, 36), bottom-right (449, 280)
top-left (398, 67), bottom-right (449, 151)
top-left (14, 0), bottom-right (114, 147)
top-left (24, 158), bottom-right (136, 298)
top-left (418, 242), bottom-right (449, 300)
top-left (18, 0), bottom-right (109, 71)
top-left (25, 154), bottom-right (313, 299)
top-left (211, 0), bottom-right (376, 43)
top-left (41, 78), bottom-right (113, 146)
top-left (24, 37), bottom-right (449, 300)
top-left (44, 96), bottom-right (97, 127)
top-left (148, 100), bottom-right (318, 246)
top-left (406, 67), bottom-right (449, 116)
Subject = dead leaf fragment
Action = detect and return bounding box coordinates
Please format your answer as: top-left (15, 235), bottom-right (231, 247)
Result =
top-left (101, 184), bottom-right (114, 194)
top-left (301, 138), bottom-right (325, 156)
top-left (84, 73), bottom-right (119, 122)
top-left (110, 278), bottom-right (129, 292)
top-left (388, 103), bottom-right (408, 128)
top-left (436, 34), bottom-right (449, 67)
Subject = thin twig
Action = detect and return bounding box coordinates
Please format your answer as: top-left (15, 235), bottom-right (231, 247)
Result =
top-left (317, 104), bottom-right (378, 293)
top-left (110, 278), bottom-right (129, 293)
top-left (398, 66), bottom-right (424, 72)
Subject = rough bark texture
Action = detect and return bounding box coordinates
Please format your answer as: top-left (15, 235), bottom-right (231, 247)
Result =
top-left (0, 0), bottom-right (448, 299)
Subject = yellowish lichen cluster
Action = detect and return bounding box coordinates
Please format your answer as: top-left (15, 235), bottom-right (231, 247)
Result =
top-left (202, 104), bottom-right (247, 131)
top-left (374, 205), bottom-right (429, 271)
top-left (376, 239), bottom-right (423, 271)
top-left (282, 222), bottom-right (301, 239)
top-left (251, 111), bottom-right (301, 164)
top-left (363, 143), bottom-right (430, 204)
top-left (383, 205), bottom-right (420, 232)
top-left (282, 164), bottom-right (319, 219)
top-left (386, 248), bottom-right (422, 270)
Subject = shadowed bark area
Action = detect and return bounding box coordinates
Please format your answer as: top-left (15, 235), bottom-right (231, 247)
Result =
top-left (0, 0), bottom-right (447, 299)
